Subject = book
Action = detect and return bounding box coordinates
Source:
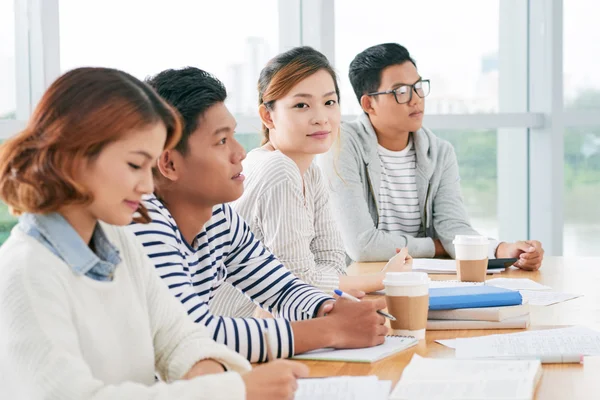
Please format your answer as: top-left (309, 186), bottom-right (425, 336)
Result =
top-left (292, 336), bottom-right (418, 363)
top-left (427, 302), bottom-right (530, 321)
top-left (389, 355), bottom-right (542, 400)
top-left (426, 314), bottom-right (530, 330)
top-left (429, 286), bottom-right (522, 310)
top-left (296, 376), bottom-right (391, 400)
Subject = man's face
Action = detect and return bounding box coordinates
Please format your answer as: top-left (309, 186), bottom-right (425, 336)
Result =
top-left (366, 61), bottom-right (425, 135)
top-left (170, 102), bottom-right (247, 206)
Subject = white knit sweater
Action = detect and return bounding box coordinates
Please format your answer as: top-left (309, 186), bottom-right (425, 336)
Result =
top-left (0, 224), bottom-right (251, 400)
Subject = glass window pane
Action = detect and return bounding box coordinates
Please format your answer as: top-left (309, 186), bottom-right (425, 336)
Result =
top-left (436, 130), bottom-right (498, 239)
top-left (0, 0), bottom-right (16, 120)
top-left (564, 127), bottom-right (600, 256)
top-left (334, 0), bottom-right (502, 115)
top-left (59, 0), bottom-right (279, 117)
top-left (238, 128), bottom-right (499, 239)
top-left (237, 133), bottom-right (262, 153)
top-left (564, 0), bottom-right (600, 109)
top-left (0, 201), bottom-right (17, 245)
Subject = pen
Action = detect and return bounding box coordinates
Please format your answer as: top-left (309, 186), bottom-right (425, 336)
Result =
top-left (333, 289), bottom-right (396, 321)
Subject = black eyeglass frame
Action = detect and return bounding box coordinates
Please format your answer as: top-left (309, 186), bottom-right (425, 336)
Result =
top-left (367, 79), bottom-right (430, 104)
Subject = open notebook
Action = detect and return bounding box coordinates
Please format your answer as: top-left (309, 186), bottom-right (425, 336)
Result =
top-left (390, 355), bottom-right (542, 400)
top-left (292, 336), bottom-right (418, 363)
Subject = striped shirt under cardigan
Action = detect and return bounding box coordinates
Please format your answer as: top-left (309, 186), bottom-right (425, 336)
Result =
top-left (211, 149), bottom-right (346, 319)
top-left (377, 137), bottom-right (423, 235)
top-left (127, 195), bottom-right (333, 363)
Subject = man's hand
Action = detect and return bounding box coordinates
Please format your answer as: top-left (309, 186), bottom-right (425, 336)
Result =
top-left (434, 239), bottom-right (448, 258)
top-left (325, 297), bottom-right (388, 348)
top-left (496, 240), bottom-right (544, 271)
top-left (183, 359), bottom-right (226, 379)
top-left (316, 300), bottom-right (335, 317)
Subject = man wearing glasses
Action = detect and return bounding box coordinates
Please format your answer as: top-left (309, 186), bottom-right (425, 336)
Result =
top-left (318, 43), bottom-right (544, 271)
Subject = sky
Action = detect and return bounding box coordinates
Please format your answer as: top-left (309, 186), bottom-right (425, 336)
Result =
top-left (1, 0), bottom-right (599, 117)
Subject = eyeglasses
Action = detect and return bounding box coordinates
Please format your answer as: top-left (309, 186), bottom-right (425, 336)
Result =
top-left (367, 79), bottom-right (430, 104)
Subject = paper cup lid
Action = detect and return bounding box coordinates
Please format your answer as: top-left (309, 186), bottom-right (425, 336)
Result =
top-left (383, 272), bottom-right (429, 286)
top-left (452, 235), bottom-right (489, 246)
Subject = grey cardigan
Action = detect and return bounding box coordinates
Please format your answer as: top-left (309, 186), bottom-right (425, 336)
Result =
top-left (317, 113), bottom-right (499, 262)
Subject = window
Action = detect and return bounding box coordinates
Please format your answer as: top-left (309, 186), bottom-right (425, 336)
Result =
top-left (564, 0), bottom-right (600, 109)
top-left (334, 0), bottom-right (501, 115)
top-left (436, 129), bottom-right (498, 239)
top-left (564, 127), bottom-right (600, 256)
top-left (59, 0), bottom-right (279, 116)
top-left (0, 202), bottom-right (17, 245)
top-left (0, 0), bottom-right (16, 120)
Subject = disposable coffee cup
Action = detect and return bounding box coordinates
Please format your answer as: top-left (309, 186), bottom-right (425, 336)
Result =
top-left (453, 235), bottom-right (489, 282)
top-left (383, 272), bottom-right (429, 340)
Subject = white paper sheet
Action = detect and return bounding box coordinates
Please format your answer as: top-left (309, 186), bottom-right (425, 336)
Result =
top-left (435, 327), bottom-right (599, 350)
top-left (411, 259), bottom-right (504, 274)
top-left (485, 278), bottom-right (551, 291)
top-left (428, 280), bottom-right (484, 289)
top-left (412, 259), bottom-right (456, 273)
top-left (518, 289), bottom-right (582, 306)
top-left (455, 326), bottom-right (600, 361)
top-left (296, 376), bottom-right (391, 400)
top-left (390, 355), bottom-right (541, 400)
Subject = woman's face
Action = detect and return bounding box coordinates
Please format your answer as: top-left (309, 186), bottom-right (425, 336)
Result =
top-left (79, 122), bottom-right (167, 226)
top-left (265, 69), bottom-right (341, 157)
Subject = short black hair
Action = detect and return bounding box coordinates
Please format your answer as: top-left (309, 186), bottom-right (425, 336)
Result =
top-left (348, 43), bottom-right (416, 104)
top-left (146, 67), bottom-right (227, 154)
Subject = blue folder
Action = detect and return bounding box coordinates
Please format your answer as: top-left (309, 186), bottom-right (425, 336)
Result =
top-left (428, 286), bottom-right (523, 310)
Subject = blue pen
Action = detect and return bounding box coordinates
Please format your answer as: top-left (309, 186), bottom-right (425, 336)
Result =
top-left (334, 289), bottom-right (397, 321)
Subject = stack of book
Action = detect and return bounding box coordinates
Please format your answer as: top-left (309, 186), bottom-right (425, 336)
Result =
top-left (427, 286), bottom-right (530, 330)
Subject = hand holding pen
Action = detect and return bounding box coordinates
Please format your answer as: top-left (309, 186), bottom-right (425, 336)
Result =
top-left (334, 289), bottom-right (396, 321)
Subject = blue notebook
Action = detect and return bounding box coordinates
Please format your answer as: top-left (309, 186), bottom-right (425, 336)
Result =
top-left (428, 286), bottom-right (523, 310)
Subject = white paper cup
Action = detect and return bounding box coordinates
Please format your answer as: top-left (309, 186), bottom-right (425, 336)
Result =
top-left (383, 272), bottom-right (429, 340)
top-left (453, 235), bottom-right (489, 282)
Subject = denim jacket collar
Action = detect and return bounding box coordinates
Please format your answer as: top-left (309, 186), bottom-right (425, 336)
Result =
top-left (19, 212), bottom-right (121, 277)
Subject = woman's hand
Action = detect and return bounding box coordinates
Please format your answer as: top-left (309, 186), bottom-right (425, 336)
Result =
top-left (382, 248), bottom-right (413, 273)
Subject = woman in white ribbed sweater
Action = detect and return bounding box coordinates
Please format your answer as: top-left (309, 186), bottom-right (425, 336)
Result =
top-left (0, 67), bottom-right (306, 400)
top-left (215, 47), bottom-right (412, 318)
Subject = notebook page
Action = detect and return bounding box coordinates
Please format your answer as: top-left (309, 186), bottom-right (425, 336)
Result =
top-left (390, 355), bottom-right (540, 400)
top-left (292, 336), bottom-right (418, 362)
top-left (295, 376), bottom-right (391, 400)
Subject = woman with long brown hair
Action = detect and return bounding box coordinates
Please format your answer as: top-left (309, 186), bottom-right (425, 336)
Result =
top-left (0, 67), bottom-right (306, 400)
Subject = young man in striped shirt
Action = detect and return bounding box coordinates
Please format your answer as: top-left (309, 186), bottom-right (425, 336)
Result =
top-left (127, 67), bottom-right (388, 364)
top-left (318, 43), bottom-right (545, 270)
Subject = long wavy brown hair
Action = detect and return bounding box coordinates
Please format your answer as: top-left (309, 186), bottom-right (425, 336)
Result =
top-left (0, 67), bottom-right (182, 223)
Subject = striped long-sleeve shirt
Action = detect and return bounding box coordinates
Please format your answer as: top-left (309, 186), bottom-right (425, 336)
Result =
top-left (210, 149), bottom-right (347, 318)
top-left (128, 195), bottom-right (333, 363)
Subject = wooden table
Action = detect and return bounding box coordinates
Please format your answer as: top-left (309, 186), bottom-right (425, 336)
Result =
top-left (296, 256), bottom-right (600, 399)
